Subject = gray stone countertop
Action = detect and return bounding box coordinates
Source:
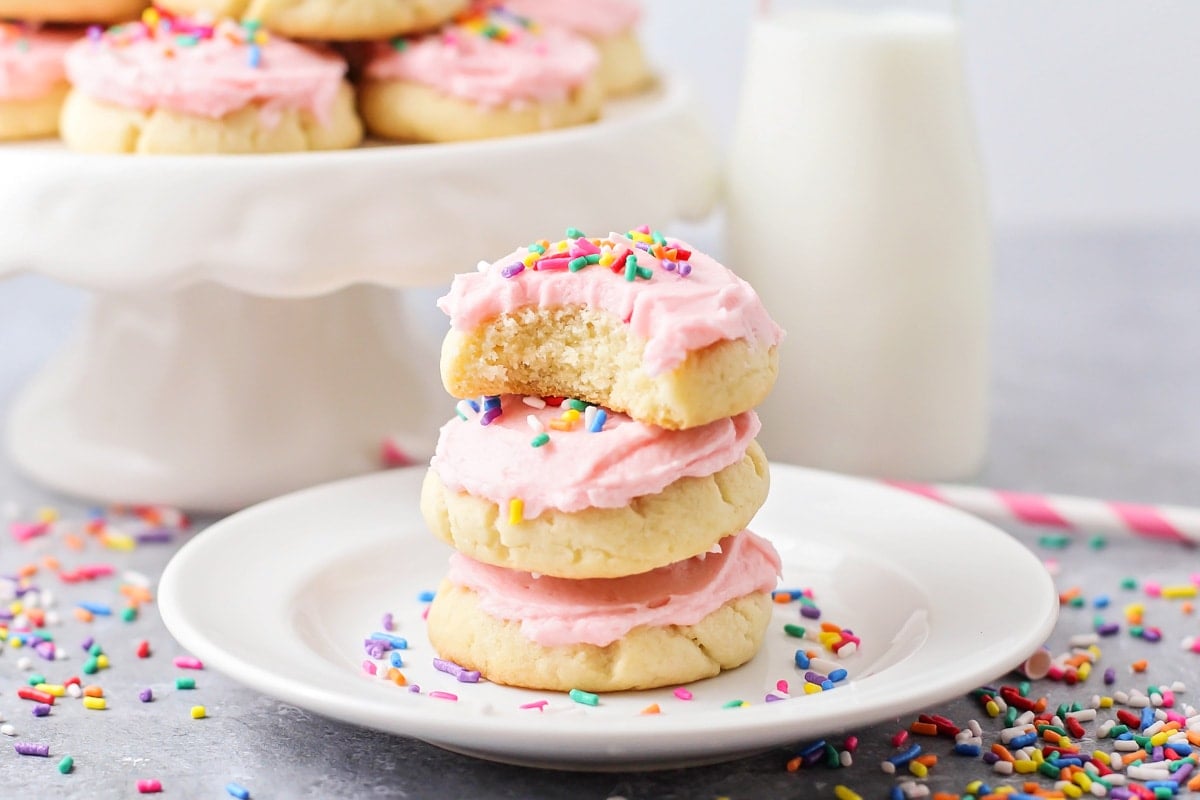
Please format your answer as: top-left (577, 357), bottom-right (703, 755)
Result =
top-left (0, 227), bottom-right (1197, 798)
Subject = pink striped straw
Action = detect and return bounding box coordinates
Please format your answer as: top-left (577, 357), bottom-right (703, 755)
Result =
top-left (888, 481), bottom-right (1200, 546)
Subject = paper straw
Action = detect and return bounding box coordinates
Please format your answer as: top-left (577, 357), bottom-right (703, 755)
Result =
top-left (887, 481), bottom-right (1200, 545)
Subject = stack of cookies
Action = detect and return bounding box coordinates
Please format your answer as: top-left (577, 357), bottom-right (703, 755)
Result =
top-left (421, 227), bottom-right (785, 692)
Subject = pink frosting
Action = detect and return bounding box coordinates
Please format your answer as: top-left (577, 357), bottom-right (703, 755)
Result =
top-left (0, 27), bottom-right (77, 101)
top-left (364, 7), bottom-right (598, 107)
top-left (505, 0), bottom-right (641, 39)
top-left (438, 232), bottom-right (785, 376)
top-left (431, 395), bottom-right (760, 519)
top-left (63, 21), bottom-right (346, 122)
top-left (447, 531), bottom-right (781, 647)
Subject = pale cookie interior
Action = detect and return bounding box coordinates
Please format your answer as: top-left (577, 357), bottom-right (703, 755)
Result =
top-left (427, 581), bottom-right (772, 692)
top-left (156, 0), bottom-right (469, 40)
top-left (422, 440), bottom-right (770, 579)
top-left (359, 76), bottom-right (603, 143)
top-left (59, 82), bottom-right (363, 154)
top-left (441, 306), bottom-right (780, 430)
top-left (0, 84), bottom-right (68, 142)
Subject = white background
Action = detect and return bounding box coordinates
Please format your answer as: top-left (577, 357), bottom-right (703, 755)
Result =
top-left (643, 0), bottom-right (1200, 230)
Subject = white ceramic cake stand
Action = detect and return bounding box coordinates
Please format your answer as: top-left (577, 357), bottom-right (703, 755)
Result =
top-left (0, 78), bottom-right (717, 512)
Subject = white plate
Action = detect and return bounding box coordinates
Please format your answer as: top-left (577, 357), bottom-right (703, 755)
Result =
top-left (159, 464), bottom-right (1057, 770)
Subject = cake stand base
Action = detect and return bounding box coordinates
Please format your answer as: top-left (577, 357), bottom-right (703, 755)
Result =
top-left (6, 283), bottom-right (446, 513)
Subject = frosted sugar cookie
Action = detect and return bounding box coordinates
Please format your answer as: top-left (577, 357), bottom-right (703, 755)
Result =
top-left (60, 16), bottom-right (362, 154)
top-left (421, 395), bottom-right (769, 579)
top-left (438, 228), bottom-right (783, 430)
top-left (0, 24), bottom-right (76, 141)
top-left (426, 531), bottom-right (780, 692)
top-left (0, 0), bottom-right (147, 25)
top-left (359, 4), bottom-right (601, 143)
top-left (153, 0), bottom-right (468, 41)
top-left (505, 0), bottom-right (651, 96)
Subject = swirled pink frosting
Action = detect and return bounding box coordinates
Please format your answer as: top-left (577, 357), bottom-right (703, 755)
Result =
top-left (363, 7), bottom-right (598, 107)
top-left (63, 20), bottom-right (346, 122)
top-left (438, 232), bottom-right (785, 376)
top-left (0, 26), bottom-right (77, 101)
top-left (505, 0), bottom-right (641, 38)
top-left (431, 395), bottom-right (760, 519)
top-left (447, 531), bottom-right (781, 647)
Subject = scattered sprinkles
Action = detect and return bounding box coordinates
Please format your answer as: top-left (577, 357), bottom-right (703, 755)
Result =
top-left (780, 534), bottom-right (1200, 799)
top-left (0, 496), bottom-right (197, 800)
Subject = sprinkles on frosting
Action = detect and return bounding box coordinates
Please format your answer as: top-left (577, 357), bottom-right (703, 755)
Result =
top-left (388, 4), bottom-right (539, 51)
top-left (498, 226), bottom-right (693, 284)
top-left (85, 8), bottom-right (271, 69)
top-left (451, 394), bottom-right (614, 523)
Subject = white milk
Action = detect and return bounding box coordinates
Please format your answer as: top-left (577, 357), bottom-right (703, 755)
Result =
top-left (726, 8), bottom-right (991, 480)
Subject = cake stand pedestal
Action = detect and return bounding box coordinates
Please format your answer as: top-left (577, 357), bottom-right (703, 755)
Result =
top-left (0, 78), bottom-right (718, 512)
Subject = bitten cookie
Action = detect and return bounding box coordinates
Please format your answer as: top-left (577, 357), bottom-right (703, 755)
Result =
top-left (359, 4), bottom-right (601, 143)
top-left (505, 0), bottom-right (651, 96)
top-left (60, 17), bottom-right (362, 154)
top-left (427, 531), bottom-right (780, 692)
top-left (438, 228), bottom-right (783, 430)
top-left (421, 395), bottom-right (769, 579)
top-left (0, 25), bottom-right (76, 141)
top-left (153, 0), bottom-right (469, 41)
top-left (0, 0), bottom-right (147, 24)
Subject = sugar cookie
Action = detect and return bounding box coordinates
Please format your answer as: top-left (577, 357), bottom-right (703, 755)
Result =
top-left (505, 0), bottom-right (651, 96)
top-left (438, 228), bottom-right (783, 429)
top-left (61, 17), bottom-right (362, 154)
top-left (427, 531), bottom-right (779, 691)
top-left (422, 396), bottom-right (769, 578)
top-left (359, 5), bottom-right (601, 142)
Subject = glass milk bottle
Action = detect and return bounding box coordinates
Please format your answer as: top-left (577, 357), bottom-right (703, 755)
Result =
top-left (727, 0), bottom-right (991, 480)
